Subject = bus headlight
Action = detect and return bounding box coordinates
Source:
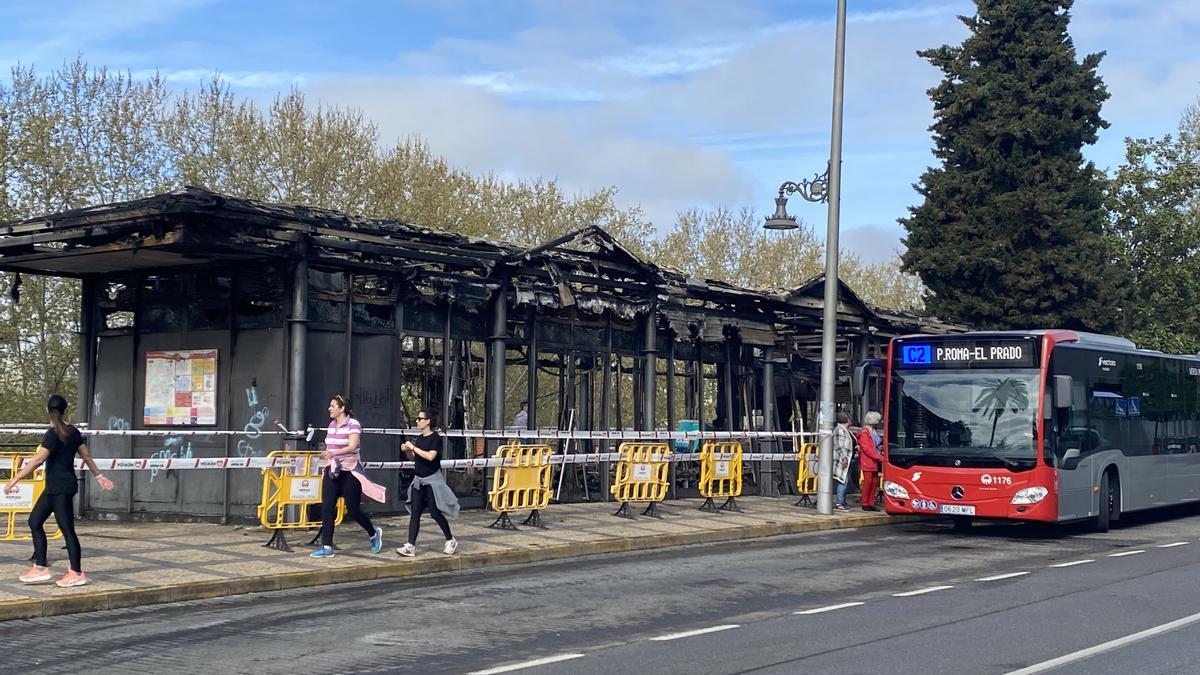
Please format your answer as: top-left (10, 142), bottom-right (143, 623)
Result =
top-left (884, 482), bottom-right (909, 499)
top-left (1011, 487), bottom-right (1048, 505)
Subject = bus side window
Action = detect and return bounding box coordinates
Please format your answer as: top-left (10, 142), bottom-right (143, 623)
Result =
top-left (1057, 379), bottom-right (1092, 460)
top-left (1088, 384), bottom-right (1123, 453)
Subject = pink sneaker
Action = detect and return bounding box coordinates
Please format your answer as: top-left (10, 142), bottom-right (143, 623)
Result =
top-left (19, 565), bottom-right (51, 584)
top-left (55, 570), bottom-right (88, 588)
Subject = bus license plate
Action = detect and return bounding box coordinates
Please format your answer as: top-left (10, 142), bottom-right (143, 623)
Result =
top-left (940, 504), bottom-right (975, 516)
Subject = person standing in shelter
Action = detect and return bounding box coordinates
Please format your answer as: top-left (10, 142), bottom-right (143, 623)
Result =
top-left (856, 411), bottom-right (885, 511)
top-left (512, 401), bottom-right (529, 430)
top-left (397, 409), bottom-right (460, 557)
top-left (311, 394), bottom-right (386, 558)
top-left (4, 395), bottom-right (113, 587)
top-left (832, 411), bottom-right (856, 511)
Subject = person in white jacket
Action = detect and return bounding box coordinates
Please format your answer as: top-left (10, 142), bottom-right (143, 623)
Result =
top-left (832, 411), bottom-right (856, 511)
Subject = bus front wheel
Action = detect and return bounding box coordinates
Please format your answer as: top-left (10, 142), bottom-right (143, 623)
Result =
top-left (1091, 472), bottom-right (1118, 533)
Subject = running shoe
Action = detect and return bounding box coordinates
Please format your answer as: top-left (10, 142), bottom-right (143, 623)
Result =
top-left (396, 543), bottom-right (416, 557)
top-left (370, 527), bottom-right (384, 554)
top-left (19, 565), bottom-right (51, 584)
top-left (55, 570), bottom-right (88, 588)
top-left (443, 538), bottom-right (458, 555)
top-left (834, 504), bottom-right (849, 511)
top-left (310, 545), bottom-right (335, 558)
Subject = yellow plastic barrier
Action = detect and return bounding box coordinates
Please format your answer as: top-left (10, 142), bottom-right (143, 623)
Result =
top-left (0, 453), bottom-right (62, 541)
top-left (258, 450), bottom-right (344, 552)
top-left (794, 443), bottom-right (820, 507)
top-left (488, 444), bottom-right (554, 530)
top-left (698, 441), bottom-right (744, 513)
top-left (610, 442), bottom-right (672, 519)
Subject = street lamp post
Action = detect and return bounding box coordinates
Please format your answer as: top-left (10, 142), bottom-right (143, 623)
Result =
top-left (763, 0), bottom-right (847, 517)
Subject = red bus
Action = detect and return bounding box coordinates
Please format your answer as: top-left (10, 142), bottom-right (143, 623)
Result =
top-left (881, 330), bottom-right (1200, 531)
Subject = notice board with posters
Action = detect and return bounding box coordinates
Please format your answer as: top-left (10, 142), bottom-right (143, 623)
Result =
top-left (143, 349), bottom-right (218, 425)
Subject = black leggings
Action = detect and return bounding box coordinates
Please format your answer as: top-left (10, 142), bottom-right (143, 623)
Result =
top-left (408, 483), bottom-right (453, 545)
top-left (29, 492), bottom-right (81, 572)
top-left (318, 469), bottom-right (377, 547)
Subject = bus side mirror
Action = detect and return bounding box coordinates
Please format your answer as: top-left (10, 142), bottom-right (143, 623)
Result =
top-left (852, 359), bottom-right (882, 398)
top-left (1054, 375), bottom-right (1073, 409)
top-left (1060, 446), bottom-right (1081, 469)
top-left (852, 361), bottom-right (868, 398)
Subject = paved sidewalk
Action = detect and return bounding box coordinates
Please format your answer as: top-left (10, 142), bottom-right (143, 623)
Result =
top-left (0, 496), bottom-right (896, 621)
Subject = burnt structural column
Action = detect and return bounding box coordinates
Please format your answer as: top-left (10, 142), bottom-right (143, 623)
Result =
top-left (600, 317), bottom-right (613, 501)
top-left (641, 307), bottom-right (657, 431)
top-left (76, 276), bottom-right (97, 517)
top-left (666, 335), bottom-right (677, 499)
top-left (722, 327), bottom-right (736, 430)
top-left (287, 249), bottom-right (309, 433)
top-left (486, 282), bottom-right (508, 434)
top-left (760, 357), bottom-right (777, 496)
top-left (526, 310), bottom-right (538, 431)
top-left (479, 284), bottom-right (507, 495)
top-left (441, 302), bottom-right (452, 443)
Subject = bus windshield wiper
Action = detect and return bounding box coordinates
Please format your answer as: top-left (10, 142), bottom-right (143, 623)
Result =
top-left (971, 450), bottom-right (1024, 469)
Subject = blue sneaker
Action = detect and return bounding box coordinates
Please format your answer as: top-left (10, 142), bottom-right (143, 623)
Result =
top-left (310, 546), bottom-right (335, 558)
top-left (370, 527), bottom-right (383, 554)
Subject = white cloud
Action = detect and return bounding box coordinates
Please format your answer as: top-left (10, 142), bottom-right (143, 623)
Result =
top-left (5, 0), bottom-right (1190, 262)
top-left (310, 76), bottom-right (755, 231)
top-left (842, 223), bottom-right (907, 264)
top-left (130, 67), bottom-right (311, 90)
top-left (0, 0), bottom-right (216, 66)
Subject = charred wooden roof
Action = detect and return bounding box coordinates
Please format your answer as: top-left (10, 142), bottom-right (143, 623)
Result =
top-left (0, 187), bottom-right (963, 346)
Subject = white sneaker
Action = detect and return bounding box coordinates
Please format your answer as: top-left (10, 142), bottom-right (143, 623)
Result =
top-left (397, 543), bottom-right (416, 557)
top-left (443, 538), bottom-right (458, 555)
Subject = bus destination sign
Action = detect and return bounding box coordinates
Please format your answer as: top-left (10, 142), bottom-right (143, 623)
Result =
top-left (896, 339), bottom-right (1038, 369)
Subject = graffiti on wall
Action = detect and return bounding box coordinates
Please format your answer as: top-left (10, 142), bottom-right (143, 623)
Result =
top-left (236, 383), bottom-right (271, 458)
top-left (149, 435), bottom-right (192, 482)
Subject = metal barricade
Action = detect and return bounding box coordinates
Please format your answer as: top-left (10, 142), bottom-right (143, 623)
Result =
top-left (610, 442), bottom-right (672, 519)
top-left (698, 441), bottom-right (744, 513)
top-left (0, 452), bottom-right (62, 541)
top-left (794, 443), bottom-right (820, 507)
top-left (487, 444), bottom-right (554, 530)
top-left (258, 451), bottom-right (343, 552)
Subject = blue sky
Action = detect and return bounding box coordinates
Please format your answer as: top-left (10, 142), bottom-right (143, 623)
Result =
top-left (2, 0), bottom-right (1198, 262)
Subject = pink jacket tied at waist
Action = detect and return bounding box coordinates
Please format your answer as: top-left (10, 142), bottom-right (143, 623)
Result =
top-left (326, 418), bottom-right (387, 503)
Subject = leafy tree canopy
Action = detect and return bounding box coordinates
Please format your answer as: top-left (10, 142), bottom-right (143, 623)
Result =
top-left (900, 0), bottom-right (1123, 331)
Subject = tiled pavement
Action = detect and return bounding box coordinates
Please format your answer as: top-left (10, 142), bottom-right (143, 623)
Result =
top-left (0, 496), bottom-right (897, 620)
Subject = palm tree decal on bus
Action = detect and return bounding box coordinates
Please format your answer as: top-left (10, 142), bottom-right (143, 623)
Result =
top-left (974, 378), bottom-right (1030, 447)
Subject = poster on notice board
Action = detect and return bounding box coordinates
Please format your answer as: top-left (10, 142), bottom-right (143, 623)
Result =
top-left (143, 349), bottom-right (218, 425)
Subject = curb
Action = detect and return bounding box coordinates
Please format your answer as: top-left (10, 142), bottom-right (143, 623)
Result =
top-left (0, 512), bottom-right (900, 622)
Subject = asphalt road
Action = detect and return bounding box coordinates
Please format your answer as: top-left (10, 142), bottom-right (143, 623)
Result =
top-left (5, 504), bottom-right (1200, 675)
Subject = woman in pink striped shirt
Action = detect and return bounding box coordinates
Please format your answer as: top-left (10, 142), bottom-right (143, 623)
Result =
top-left (311, 394), bottom-right (387, 558)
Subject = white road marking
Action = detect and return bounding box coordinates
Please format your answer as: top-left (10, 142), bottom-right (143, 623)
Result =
top-left (1108, 550), bottom-right (1145, 558)
top-left (976, 572), bottom-right (1030, 582)
top-left (468, 653), bottom-right (586, 674)
top-left (892, 585), bottom-right (953, 597)
top-left (1049, 559), bottom-right (1094, 568)
top-left (1004, 609), bottom-right (1200, 675)
top-left (1157, 542), bottom-right (1189, 548)
top-left (649, 625), bottom-right (740, 641)
top-left (794, 602), bottom-right (865, 615)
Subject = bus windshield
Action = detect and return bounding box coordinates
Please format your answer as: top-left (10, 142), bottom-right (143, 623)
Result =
top-left (888, 369), bottom-right (1041, 470)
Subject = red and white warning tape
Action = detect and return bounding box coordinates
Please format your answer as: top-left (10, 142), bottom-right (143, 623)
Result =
top-left (0, 452), bottom-right (813, 472)
top-left (0, 426), bottom-right (821, 441)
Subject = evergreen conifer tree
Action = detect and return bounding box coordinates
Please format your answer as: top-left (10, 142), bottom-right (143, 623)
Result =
top-left (900, 0), bottom-right (1121, 330)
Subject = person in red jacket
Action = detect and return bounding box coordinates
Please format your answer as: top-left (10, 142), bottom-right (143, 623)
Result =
top-left (856, 411), bottom-right (885, 511)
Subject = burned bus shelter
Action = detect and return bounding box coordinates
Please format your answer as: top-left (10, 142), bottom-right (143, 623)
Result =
top-left (0, 187), bottom-right (961, 521)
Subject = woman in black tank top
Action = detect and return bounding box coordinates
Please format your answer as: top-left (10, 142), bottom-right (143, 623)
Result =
top-left (4, 395), bottom-right (113, 587)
